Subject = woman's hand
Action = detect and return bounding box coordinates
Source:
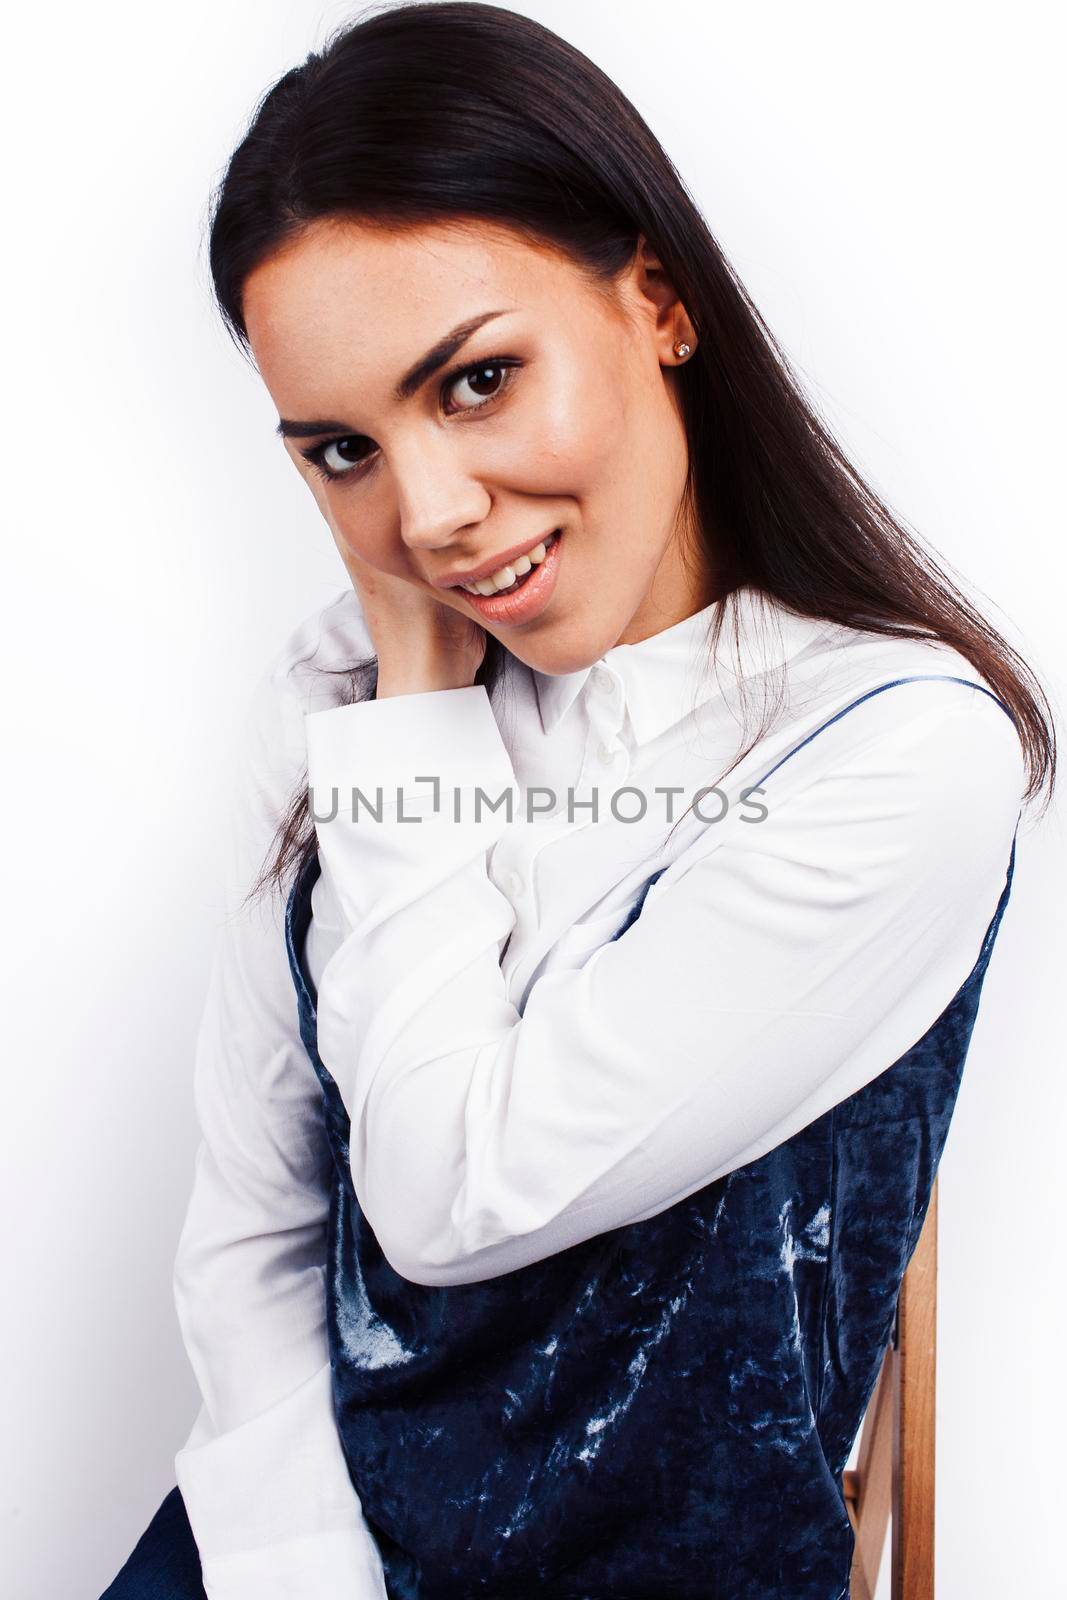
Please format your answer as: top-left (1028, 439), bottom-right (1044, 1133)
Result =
top-left (309, 482), bottom-right (488, 697)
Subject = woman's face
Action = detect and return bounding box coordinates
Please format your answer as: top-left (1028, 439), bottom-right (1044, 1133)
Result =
top-left (242, 216), bottom-right (713, 675)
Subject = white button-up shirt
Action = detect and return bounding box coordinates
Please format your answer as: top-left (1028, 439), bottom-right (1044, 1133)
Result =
top-left (172, 582), bottom-right (1026, 1598)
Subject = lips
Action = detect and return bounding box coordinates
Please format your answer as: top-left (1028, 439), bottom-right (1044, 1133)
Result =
top-left (440, 529), bottom-right (562, 591)
top-left (454, 527), bottom-right (564, 626)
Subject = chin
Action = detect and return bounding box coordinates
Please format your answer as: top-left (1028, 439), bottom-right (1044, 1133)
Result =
top-left (510, 615), bottom-right (627, 679)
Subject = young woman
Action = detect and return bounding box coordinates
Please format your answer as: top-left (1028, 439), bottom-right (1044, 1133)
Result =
top-left (102, 5), bottom-right (1053, 1598)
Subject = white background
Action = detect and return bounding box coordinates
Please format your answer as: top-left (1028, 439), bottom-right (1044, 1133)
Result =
top-left (2, 3), bottom-right (1063, 1595)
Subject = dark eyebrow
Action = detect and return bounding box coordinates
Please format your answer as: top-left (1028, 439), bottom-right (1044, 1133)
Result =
top-left (274, 308), bottom-right (513, 439)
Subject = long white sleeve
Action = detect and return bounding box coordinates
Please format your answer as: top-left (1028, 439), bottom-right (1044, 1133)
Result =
top-left (172, 651), bottom-right (388, 1599)
top-left (305, 676), bottom-right (1024, 1288)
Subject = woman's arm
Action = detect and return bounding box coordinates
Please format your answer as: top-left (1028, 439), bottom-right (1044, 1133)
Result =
top-left (172, 646), bottom-right (388, 1600)
top-left (305, 674), bottom-right (1025, 1288)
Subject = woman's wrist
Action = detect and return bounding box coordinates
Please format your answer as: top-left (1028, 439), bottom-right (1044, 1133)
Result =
top-left (375, 654), bottom-right (478, 698)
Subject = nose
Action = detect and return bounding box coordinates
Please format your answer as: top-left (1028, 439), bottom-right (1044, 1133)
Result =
top-left (393, 437), bottom-right (491, 557)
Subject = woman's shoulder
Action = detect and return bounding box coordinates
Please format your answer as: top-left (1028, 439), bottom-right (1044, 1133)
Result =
top-left (787, 607), bottom-right (993, 694)
top-left (732, 599), bottom-right (1029, 824)
top-left (781, 609), bottom-right (1012, 734)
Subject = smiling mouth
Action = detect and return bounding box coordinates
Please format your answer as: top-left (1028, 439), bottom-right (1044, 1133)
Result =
top-left (454, 530), bottom-right (562, 596)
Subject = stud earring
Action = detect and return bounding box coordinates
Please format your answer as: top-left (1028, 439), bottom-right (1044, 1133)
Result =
top-left (673, 340), bottom-right (692, 359)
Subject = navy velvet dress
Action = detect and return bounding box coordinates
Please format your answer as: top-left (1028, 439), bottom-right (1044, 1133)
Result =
top-left (282, 675), bottom-right (1019, 1600)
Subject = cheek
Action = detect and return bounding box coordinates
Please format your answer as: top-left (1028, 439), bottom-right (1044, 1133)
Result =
top-left (511, 364), bottom-right (632, 492)
top-left (330, 509), bottom-right (409, 576)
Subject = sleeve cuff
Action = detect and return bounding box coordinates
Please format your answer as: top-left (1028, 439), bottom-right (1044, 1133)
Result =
top-left (304, 684), bottom-right (518, 934)
top-left (174, 1364), bottom-right (385, 1583)
top-left (305, 683), bottom-right (514, 803)
top-left (199, 1526), bottom-right (388, 1600)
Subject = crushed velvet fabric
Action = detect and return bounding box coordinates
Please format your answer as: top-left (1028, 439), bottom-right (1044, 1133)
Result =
top-left (284, 680), bottom-right (1017, 1599)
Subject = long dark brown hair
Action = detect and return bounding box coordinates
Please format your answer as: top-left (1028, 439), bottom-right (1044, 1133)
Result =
top-left (206, 1), bottom-right (1055, 909)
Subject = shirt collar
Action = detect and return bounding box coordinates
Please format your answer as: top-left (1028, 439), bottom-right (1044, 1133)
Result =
top-left (531, 584), bottom-right (830, 746)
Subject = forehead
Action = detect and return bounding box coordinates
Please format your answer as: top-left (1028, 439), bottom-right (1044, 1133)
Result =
top-left (243, 217), bottom-right (590, 389)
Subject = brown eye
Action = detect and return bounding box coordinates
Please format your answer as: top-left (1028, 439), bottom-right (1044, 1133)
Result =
top-left (299, 433), bottom-right (377, 484)
top-left (321, 437), bottom-right (373, 473)
top-left (445, 360), bottom-right (518, 412)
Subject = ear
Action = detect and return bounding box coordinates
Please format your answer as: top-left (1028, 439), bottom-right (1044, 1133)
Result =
top-left (627, 233), bottom-right (698, 367)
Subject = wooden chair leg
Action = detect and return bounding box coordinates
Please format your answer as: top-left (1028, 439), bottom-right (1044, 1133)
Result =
top-left (845, 1350), bottom-right (894, 1600)
top-left (844, 1174), bottom-right (939, 1600)
top-left (892, 1176), bottom-right (937, 1599)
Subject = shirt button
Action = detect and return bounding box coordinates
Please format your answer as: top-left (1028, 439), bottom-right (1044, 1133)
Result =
top-left (502, 868), bottom-right (525, 900)
top-left (597, 740), bottom-right (623, 763)
top-left (593, 665), bottom-right (618, 696)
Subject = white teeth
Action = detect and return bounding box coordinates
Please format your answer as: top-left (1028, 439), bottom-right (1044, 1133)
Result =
top-left (461, 533), bottom-right (557, 595)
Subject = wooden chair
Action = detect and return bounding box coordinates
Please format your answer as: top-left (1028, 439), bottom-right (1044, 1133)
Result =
top-left (843, 1176), bottom-right (938, 1600)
